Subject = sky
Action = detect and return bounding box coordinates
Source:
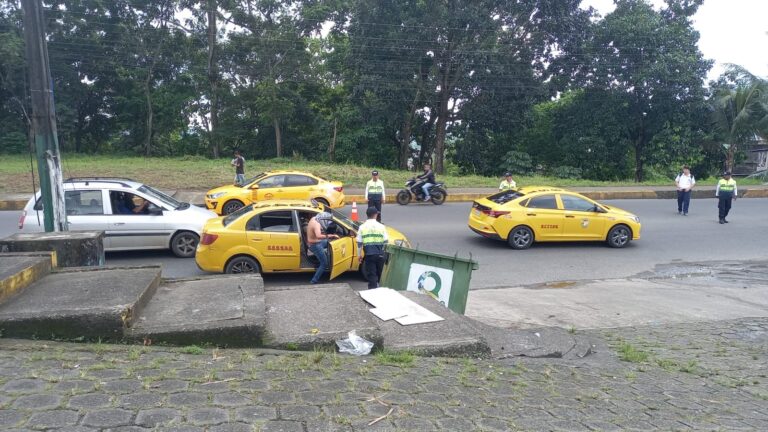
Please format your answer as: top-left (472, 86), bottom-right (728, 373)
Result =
top-left (580, 0), bottom-right (768, 81)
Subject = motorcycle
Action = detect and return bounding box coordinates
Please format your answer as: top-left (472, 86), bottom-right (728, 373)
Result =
top-left (396, 178), bottom-right (447, 205)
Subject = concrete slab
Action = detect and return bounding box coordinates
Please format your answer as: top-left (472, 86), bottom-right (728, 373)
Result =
top-left (263, 283), bottom-right (381, 350)
top-left (466, 276), bottom-right (768, 330)
top-left (0, 255), bottom-right (53, 304)
top-left (376, 291), bottom-right (491, 358)
top-left (0, 231), bottom-right (105, 267)
top-left (0, 266), bottom-right (161, 340)
top-left (126, 275), bottom-right (266, 347)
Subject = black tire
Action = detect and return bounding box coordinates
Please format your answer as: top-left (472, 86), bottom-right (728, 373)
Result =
top-left (222, 199), bottom-right (244, 215)
top-left (170, 231), bottom-right (199, 258)
top-left (315, 198), bottom-right (329, 208)
top-left (507, 225), bottom-right (534, 250)
top-left (430, 189), bottom-right (446, 205)
top-left (224, 256), bottom-right (261, 274)
top-left (396, 190), bottom-right (411, 206)
top-left (607, 224), bottom-right (631, 248)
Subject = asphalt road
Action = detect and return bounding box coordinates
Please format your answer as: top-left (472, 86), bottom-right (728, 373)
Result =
top-left (2, 198), bottom-right (767, 289)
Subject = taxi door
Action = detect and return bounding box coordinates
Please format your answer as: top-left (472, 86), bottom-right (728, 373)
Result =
top-left (559, 194), bottom-right (606, 240)
top-left (252, 175), bottom-right (286, 202)
top-left (523, 194), bottom-right (564, 240)
top-left (329, 236), bottom-right (356, 279)
top-left (245, 210), bottom-right (300, 271)
top-left (281, 175), bottom-right (313, 201)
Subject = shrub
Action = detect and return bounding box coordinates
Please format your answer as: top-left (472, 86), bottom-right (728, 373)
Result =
top-left (551, 165), bottom-right (583, 179)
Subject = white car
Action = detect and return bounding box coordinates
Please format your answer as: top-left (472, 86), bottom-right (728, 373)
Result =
top-left (19, 177), bottom-right (216, 258)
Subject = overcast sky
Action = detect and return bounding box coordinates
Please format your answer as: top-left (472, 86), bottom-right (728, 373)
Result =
top-left (580, 0), bottom-right (768, 81)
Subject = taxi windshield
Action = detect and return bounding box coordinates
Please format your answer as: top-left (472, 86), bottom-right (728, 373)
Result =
top-left (487, 190), bottom-right (525, 205)
top-left (241, 173), bottom-right (267, 188)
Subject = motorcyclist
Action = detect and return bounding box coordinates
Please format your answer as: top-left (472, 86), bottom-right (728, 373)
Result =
top-left (416, 163), bottom-right (436, 200)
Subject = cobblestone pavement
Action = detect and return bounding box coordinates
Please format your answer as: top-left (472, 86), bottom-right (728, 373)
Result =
top-left (1, 318), bottom-right (767, 431)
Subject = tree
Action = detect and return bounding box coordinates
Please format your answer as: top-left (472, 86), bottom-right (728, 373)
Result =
top-left (710, 65), bottom-right (768, 171)
top-left (581, 0), bottom-right (711, 181)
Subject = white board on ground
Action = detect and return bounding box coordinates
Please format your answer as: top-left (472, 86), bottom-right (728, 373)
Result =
top-left (359, 288), bottom-right (444, 325)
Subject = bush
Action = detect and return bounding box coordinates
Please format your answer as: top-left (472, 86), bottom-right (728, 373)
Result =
top-left (500, 151), bottom-right (532, 175)
top-left (551, 165), bottom-right (583, 179)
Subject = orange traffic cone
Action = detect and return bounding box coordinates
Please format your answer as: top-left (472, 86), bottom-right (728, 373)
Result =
top-left (351, 201), bottom-right (359, 222)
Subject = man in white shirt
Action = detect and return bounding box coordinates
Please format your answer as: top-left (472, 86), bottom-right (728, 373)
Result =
top-left (675, 165), bottom-right (695, 216)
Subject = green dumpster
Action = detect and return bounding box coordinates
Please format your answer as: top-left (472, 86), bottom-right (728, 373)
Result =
top-left (380, 244), bottom-right (479, 315)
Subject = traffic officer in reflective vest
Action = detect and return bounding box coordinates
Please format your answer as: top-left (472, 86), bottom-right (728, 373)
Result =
top-left (365, 170), bottom-right (385, 222)
top-left (499, 172), bottom-right (517, 191)
top-left (356, 206), bottom-right (389, 289)
top-left (716, 171), bottom-right (738, 224)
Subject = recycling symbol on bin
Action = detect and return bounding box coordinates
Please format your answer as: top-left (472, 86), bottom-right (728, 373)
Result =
top-left (417, 271), bottom-right (442, 302)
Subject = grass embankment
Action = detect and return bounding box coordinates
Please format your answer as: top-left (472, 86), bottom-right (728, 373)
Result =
top-left (0, 154), bottom-right (763, 193)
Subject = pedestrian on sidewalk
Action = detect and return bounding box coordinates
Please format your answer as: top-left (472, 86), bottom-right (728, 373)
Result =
top-left (231, 150), bottom-right (245, 185)
top-left (499, 172), bottom-right (517, 191)
top-left (675, 165), bottom-right (695, 215)
top-left (307, 212), bottom-right (339, 284)
top-left (716, 171), bottom-right (737, 224)
top-left (357, 207), bottom-right (389, 289)
top-left (365, 170), bottom-right (385, 222)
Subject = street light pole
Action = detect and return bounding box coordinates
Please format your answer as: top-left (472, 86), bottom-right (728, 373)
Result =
top-left (21, 0), bottom-right (67, 232)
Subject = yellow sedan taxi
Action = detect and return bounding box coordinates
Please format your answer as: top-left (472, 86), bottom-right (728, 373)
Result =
top-left (196, 200), bottom-right (410, 278)
top-left (469, 186), bottom-right (641, 249)
top-left (205, 171), bottom-right (345, 215)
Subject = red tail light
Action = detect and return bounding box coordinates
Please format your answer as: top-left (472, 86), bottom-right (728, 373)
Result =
top-left (18, 210), bottom-right (26, 229)
top-left (483, 210), bottom-right (510, 218)
top-left (200, 233), bottom-right (219, 245)
top-left (334, 186), bottom-right (343, 192)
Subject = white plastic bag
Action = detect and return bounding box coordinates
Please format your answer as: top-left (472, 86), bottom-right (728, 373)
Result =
top-left (336, 330), bottom-right (374, 356)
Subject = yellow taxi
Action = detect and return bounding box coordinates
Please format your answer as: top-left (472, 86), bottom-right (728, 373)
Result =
top-left (205, 171), bottom-right (345, 215)
top-left (195, 200), bottom-right (410, 277)
top-left (468, 186), bottom-right (641, 249)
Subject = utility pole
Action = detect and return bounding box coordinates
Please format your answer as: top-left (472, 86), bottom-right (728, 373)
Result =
top-left (21, 0), bottom-right (67, 232)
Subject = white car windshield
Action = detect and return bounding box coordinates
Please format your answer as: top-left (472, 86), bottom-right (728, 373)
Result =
top-left (138, 185), bottom-right (183, 209)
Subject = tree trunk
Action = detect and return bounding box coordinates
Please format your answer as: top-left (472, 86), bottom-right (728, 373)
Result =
top-left (726, 144), bottom-right (735, 172)
top-left (433, 93), bottom-right (450, 174)
top-left (419, 110), bottom-right (437, 167)
top-left (207, 0), bottom-right (220, 158)
top-left (328, 117), bottom-right (337, 162)
top-left (274, 118), bottom-right (282, 157)
top-left (144, 74), bottom-right (153, 157)
top-left (399, 111), bottom-right (413, 169)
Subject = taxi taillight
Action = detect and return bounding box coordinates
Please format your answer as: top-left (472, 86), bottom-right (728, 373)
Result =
top-left (18, 210), bottom-right (26, 229)
top-left (334, 186), bottom-right (343, 192)
top-left (200, 233), bottom-right (219, 245)
top-left (483, 210), bottom-right (510, 218)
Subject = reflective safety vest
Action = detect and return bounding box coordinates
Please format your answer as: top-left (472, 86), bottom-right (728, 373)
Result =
top-left (717, 178), bottom-right (737, 197)
top-left (499, 179), bottom-right (517, 191)
top-left (365, 179), bottom-right (385, 199)
top-left (357, 220), bottom-right (388, 256)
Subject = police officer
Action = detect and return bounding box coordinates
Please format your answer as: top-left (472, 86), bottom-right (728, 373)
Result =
top-left (365, 170), bottom-right (385, 222)
top-left (499, 172), bottom-right (517, 191)
top-left (356, 207), bottom-right (389, 289)
top-left (716, 171), bottom-right (738, 224)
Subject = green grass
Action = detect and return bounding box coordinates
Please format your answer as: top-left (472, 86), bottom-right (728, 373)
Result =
top-left (179, 345), bottom-right (205, 355)
top-left (2, 154), bottom-right (762, 193)
top-left (617, 342), bottom-right (651, 363)
top-left (374, 350), bottom-right (415, 367)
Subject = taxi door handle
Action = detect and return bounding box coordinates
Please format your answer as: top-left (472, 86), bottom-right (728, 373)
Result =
top-left (565, 215), bottom-right (575, 218)
top-left (526, 213), bottom-right (536, 216)
top-left (251, 237), bottom-right (263, 242)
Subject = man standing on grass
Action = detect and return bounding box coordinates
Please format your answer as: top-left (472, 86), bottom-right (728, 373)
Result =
top-left (675, 165), bottom-right (695, 216)
top-left (231, 150), bottom-right (245, 185)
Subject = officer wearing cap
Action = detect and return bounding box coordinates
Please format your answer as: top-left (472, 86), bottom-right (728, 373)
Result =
top-left (356, 206), bottom-right (389, 289)
top-left (715, 171), bottom-right (738, 224)
top-left (365, 170), bottom-right (385, 222)
top-left (499, 172), bottom-right (517, 191)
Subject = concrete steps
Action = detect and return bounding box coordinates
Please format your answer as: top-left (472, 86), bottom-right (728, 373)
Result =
top-left (126, 275), bottom-right (265, 347)
top-left (0, 253), bottom-right (54, 304)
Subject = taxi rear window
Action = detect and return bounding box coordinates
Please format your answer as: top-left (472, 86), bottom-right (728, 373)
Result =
top-left (487, 190), bottom-right (525, 205)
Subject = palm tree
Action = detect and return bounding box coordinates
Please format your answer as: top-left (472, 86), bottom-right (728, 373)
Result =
top-left (711, 65), bottom-right (768, 171)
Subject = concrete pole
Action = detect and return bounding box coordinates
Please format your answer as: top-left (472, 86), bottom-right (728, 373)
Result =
top-left (21, 0), bottom-right (67, 232)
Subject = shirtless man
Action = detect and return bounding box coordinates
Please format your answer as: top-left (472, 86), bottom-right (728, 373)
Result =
top-left (307, 213), bottom-right (339, 284)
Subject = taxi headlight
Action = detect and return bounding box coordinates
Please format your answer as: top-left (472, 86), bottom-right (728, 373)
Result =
top-left (629, 215), bottom-right (640, 223)
top-left (208, 192), bottom-right (227, 199)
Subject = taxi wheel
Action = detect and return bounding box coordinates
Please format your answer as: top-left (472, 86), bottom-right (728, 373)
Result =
top-left (170, 231), bottom-right (199, 258)
top-left (222, 200), bottom-right (244, 215)
top-left (225, 256), bottom-right (261, 274)
top-left (507, 226), bottom-right (534, 250)
top-left (607, 224), bottom-right (631, 248)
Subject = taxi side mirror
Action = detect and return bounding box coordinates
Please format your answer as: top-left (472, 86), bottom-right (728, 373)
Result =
top-left (593, 205), bottom-right (606, 213)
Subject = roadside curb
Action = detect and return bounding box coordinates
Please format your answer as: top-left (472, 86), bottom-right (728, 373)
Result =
top-left (0, 199), bottom-right (28, 211)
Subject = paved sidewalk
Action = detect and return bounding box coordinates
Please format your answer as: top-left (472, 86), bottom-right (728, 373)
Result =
top-left (1, 317), bottom-right (767, 431)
